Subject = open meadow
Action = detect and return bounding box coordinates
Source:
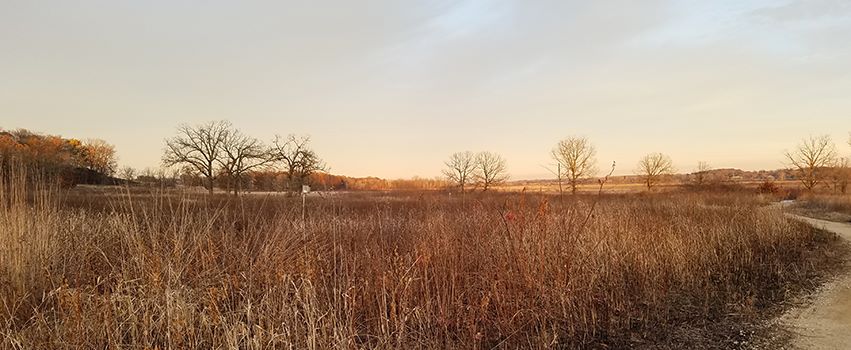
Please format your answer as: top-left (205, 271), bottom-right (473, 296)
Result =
top-left (2, 172), bottom-right (848, 349)
top-left (4, 3), bottom-right (851, 348)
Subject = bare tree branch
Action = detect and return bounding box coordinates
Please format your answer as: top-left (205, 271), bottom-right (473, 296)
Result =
top-left (219, 128), bottom-right (272, 195)
top-left (829, 157), bottom-right (849, 194)
top-left (551, 136), bottom-right (598, 195)
top-left (785, 135), bottom-right (837, 191)
top-left (120, 166), bottom-right (135, 182)
top-left (693, 161), bottom-right (712, 187)
top-left (475, 151), bottom-right (509, 191)
top-left (636, 153), bottom-right (675, 189)
top-left (271, 135), bottom-right (325, 192)
top-left (442, 151), bottom-right (477, 193)
top-left (163, 120), bottom-right (231, 194)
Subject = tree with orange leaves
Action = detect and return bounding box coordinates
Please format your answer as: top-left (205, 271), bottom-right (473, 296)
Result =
top-left (82, 139), bottom-right (118, 176)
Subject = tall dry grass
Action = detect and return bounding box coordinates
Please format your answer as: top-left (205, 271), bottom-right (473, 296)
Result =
top-left (0, 168), bottom-right (61, 334)
top-left (0, 174), bottom-right (846, 349)
top-left (794, 193), bottom-right (851, 220)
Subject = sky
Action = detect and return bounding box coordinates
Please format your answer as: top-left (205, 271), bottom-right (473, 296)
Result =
top-left (2, 0), bottom-right (851, 179)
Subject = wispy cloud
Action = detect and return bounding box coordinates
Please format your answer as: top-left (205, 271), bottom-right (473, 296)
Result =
top-left (2, 0), bottom-right (851, 178)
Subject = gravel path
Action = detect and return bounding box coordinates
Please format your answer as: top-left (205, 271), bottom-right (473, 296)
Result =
top-left (778, 215), bottom-right (851, 350)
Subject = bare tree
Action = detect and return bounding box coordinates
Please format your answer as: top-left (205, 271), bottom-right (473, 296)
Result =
top-left (475, 151), bottom-right (509, 191)
top-left (637, 153), bottom-right (675, 189)
top-left (693, 161), bottom-right (712, 187)
top-left (141, 167), bottom-right (156, 179)
top-left (119, 166), bottom-right (136, 182)
top-left (785, 135), bottom-right (837, 191)
top-left (219, 129), bottom-right (271, 195)
top-left (551, 137), bottom-right (598, 195)
top-left (271, 135), bottom-right (325, 192)
top-left (163, 120), bottom-right (231, 194)
top-left (829, 157), bottom-right (849, 194)
top-left (442, 151), bottom-right (477, 193)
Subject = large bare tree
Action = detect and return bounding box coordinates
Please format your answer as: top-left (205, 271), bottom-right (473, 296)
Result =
top-left (219, 129), bottom-right (271, 195)
top-left (442, 151), bottom-right (477, 193)
top-left (637, 153), bottom-right (675, 189)
top-left (551, 136), bottom-right (598, 195)
top-left (271, 135), bottom-right (325, 192)
top-left (163, 120), bottom-right (231, 194)
top-left (785, 135), bottom-right (837, 191)
top-left (475, 151), bottom-right (509, 191)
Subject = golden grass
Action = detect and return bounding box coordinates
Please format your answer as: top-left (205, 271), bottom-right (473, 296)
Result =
top-left (0, 173), bottom-right (846, 349)
top-left (790, 193), bottom-right (851, 222)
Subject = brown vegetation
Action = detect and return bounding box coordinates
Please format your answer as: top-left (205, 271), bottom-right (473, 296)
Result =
top-left (474, 151), bottom-right (508, 191)
top-left (443, 151), bottom-right (477, 193)
top-left (785, 135), bottom-right (838, 191)
top-left (791, 193), bottom-right (851, 223)
top-left (636, 153), bottom-right (675, 189)
top-left (0, 129), bottom-right (119, 187)
top-left (270, 135), bottom-right (325, 192)
top-left (225, 172), bottom-right (448, 192)
top-left (162, 122), bottom-right (327, 195)
top-left (829, 157), bottom-right (850, 194)
top-left (163, 120), bottom-right (233, 194)
top-left (692, 161), bottom-right (712, 187)
top-left (551, 137), bottom-right (597, 195)
top-left (1, 168), bottom-right (846, 349)
top-left (443, 151), bottom-right (509, 192)
top-left (757, 180), bottom-right (781, 194)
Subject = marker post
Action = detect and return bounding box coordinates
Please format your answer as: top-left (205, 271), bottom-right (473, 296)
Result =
top-left (301, 185), bottom-right (310, 224)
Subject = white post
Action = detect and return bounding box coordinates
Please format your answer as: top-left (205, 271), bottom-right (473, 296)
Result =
top-left (301, 185), bottom-right (310, 224)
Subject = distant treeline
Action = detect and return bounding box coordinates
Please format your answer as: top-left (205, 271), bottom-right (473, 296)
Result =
top-left (176, 170), bottom-right (448, 192)
top-left (157, 120), bottom-right (450, 194)
top-left (0, 126), bottom-right (447, 192)
top-left (607, 168), bottom-right (798, 184)
top-left (0, 128), bottom-right (119, 187)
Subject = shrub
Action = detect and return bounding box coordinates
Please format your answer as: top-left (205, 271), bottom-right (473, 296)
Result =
top-left (757, 180), bottom-right (780, 194)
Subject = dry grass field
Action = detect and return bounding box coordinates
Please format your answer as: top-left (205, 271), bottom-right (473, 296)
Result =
top-left (4, 1), bottom-right (850, 347)
top-left (496, 180), bottom-right (804, 195)
top-left (1, 172), bottom-right (848, 349)
top-left (789, 193), bottom-right (851, 223)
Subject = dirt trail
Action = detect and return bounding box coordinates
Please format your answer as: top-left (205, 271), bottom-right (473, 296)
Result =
top-left (779, 215), bottom-right (851, 350)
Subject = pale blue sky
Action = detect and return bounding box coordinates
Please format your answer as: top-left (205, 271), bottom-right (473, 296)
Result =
top-left (2, 0), bottom-right (850, 178)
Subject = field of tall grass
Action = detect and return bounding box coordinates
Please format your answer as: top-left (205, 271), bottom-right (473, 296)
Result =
top-left (791, 193), bottom-right (851, 222)
top-left (1, 171), bottom-right (847, 349)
